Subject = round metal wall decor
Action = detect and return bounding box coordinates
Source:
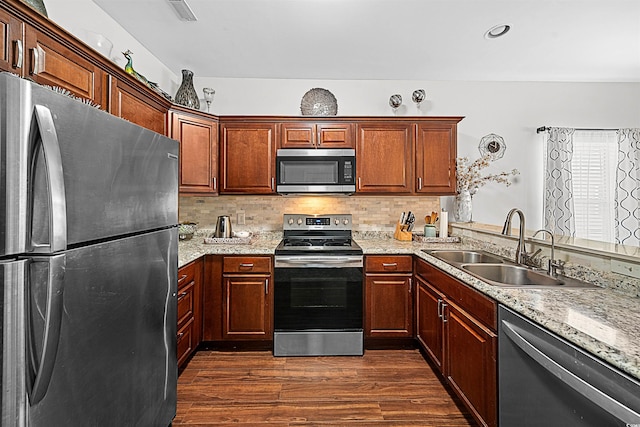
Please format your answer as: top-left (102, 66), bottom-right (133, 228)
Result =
top-left (300, 88), bottom-right (338, 116)
top-left (478, 133), bottom-right (506, 160)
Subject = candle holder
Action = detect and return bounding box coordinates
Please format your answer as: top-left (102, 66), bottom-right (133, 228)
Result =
top-left (203, 88), bottom-right (215, 112)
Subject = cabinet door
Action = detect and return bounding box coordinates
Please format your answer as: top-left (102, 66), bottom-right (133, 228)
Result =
top-left (24, 25), bottom-right (106, 108)
top-left (172, 112), bottom-right (218, 194)
top-left (445, 302), bottom-right (497, 427)
top-left (0, 9), bottom-right (22, 73)
top-left (220, 122), bottom-right (277, 193)
top-left (415, 276), bottom-right (446, 373)
top-left (317, 123), bottom-right (353, 148)
top-left (109, 76), bottom-right (168, 134)
top-left (415, 122), bottom-right (457, 194)
top-left (177, 258), bottom-right (203, 368)
top-left (356, 122), bottom-right (414, 193)
top-left (365, 274), bottom-right (413, 338)
top-left (280, 122), bottom-right (353, 149)
top-left (280, 122), bottom-right (315, 148)
top-left (222, 274), bottom-right (272, 340)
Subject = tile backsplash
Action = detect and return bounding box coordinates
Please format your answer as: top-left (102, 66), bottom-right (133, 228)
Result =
top-left (179, 195), bottom-right (441, 231)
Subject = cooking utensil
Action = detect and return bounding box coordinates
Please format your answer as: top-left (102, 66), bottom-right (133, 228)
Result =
top-left (214, 215), bottom-right (232, 238)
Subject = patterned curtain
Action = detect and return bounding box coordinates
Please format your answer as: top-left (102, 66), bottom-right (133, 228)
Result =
top-left (544, 127), bottom-right (575, 236)
top-left (615, 128), bottom-right (640, 246)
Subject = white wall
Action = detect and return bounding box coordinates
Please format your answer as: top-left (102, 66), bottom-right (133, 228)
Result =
top-left (193, 77), bottom-right (640, 230)
top-left (44, 0), bottom-right (178, 93)
top-left (36, 1), bottom-right (640, 230)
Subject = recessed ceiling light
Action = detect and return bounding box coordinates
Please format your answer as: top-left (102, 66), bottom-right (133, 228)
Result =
top-left (484, 24), bottom-right (511, 39)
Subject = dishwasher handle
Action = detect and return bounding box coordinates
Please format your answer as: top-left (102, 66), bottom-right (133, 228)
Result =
top-left (501, 319), bottom-right (640, 423)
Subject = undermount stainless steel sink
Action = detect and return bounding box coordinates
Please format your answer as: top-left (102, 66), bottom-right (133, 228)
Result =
top-left (425, 250), bottom-right (505, 265)
top-left (461, 264), bottom-right (599, 289)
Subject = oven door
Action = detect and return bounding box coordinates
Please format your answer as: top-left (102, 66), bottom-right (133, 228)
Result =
top-left (274, 256), bottom-right (363, 331)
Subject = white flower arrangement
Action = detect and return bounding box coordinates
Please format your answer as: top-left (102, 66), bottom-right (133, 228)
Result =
top-left (456, 155), bottom-right (519, 196)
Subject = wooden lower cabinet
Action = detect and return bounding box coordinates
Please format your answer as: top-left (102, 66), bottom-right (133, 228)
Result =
top-left (203, 255), bottom-right (273, 342)
top-left (365, 255), bottom-right (413, 338)
top-left (415, 277), bottom-right (445, 371)
top-left (177, 258), bottom-right (203, 370)
top-left (415, 258), bottom-right (497, 427)
top-left (446, 302), bottom-right (497, 427)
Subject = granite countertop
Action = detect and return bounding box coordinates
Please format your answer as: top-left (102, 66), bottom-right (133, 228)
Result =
top-left (178, 234), bottom-right (640, 381)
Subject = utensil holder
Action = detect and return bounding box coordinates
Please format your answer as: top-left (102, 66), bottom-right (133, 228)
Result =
top-left (393, 222), bottom-right (413, 241)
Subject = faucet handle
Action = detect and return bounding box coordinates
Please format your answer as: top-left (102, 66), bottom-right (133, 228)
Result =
top-left (549, 259), bottom-right (565, 277)
top-left (521, 249), bottom-right (543, 269)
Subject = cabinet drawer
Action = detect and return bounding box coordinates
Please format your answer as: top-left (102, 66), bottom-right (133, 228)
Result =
top-left (177, 317), bottom-right (195, 368)
top-left (178, 261), bottom-right (197, 289)
top-left (365, 255), bottom-right (413, 272)
top-left (223, 256), bottom-right (271, 273)
top-left (177, 280), bottom-right (195, 328)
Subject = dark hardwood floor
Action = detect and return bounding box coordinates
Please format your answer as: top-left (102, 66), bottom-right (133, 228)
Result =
top-left (174, 349), bottom-right (476, 426)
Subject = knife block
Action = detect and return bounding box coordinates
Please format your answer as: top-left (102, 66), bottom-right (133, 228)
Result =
top-left (393, 222), bottom-right (413, 241)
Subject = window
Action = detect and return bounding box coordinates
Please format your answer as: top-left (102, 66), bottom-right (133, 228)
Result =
top-left (548, 130), bottom-right (618, 242)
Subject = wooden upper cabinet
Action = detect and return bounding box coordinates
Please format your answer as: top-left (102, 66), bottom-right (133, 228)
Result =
top-left (220, 121), bottom-right (277, 194)
top-left (1, 0), bottom-right (170, 134)
top-left (0, 9), bottom-right (106, 108)
top-left (416, 122), bottom-right (458, 195)
top-left (280, 122), bottom-right (353, 149)
top-left (171, 109), bottom-right (218, 194)
top-left (356, 122), bottom-right (414, 193)
top-left (23, 24), bottom-right (106, 108)
top-left (0, 8), bottom-right (22, 73)
top-left (110, 76), bottom-right (168, 134)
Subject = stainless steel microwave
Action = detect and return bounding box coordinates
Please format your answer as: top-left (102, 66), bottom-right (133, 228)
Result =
top-left (276, 149), bottom-right (356, 194)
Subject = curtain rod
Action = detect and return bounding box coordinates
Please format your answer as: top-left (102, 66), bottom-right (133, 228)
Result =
top-left (536, 126), bottom-right (618, 134)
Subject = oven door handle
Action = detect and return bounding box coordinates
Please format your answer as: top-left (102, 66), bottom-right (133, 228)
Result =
top-left (275, 256), bottom-right (363, 268)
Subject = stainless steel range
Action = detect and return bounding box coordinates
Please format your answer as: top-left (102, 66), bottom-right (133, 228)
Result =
top-left (274, 214), bottom-right (364, 356)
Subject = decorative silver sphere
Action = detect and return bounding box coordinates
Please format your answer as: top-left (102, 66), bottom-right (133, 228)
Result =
top-left (389, 94), bottom-right (402, 109)
top-left (412, 89), bottom-right (426, 105)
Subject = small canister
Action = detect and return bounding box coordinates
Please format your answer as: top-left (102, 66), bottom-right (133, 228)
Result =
top-left (424, 224), bottom-right (437, 237)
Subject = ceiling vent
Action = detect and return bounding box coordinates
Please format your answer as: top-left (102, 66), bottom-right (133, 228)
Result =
top-left (167, 0), bottom-right (198, 21)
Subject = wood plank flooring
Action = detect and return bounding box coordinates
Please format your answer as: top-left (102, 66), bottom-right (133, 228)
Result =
top-left (174, 349), bottom-right (476, 426)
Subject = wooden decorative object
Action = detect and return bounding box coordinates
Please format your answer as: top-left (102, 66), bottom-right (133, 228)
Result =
top-left (393, 222), bottom-right (413, 241)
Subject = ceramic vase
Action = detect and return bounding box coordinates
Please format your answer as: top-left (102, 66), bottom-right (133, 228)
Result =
top-left (21, 0), bottom-right (48, 16)
top-left (174, 69), bottom-right (200, 110)
top-left (454, 189), bottom-right (473, 222)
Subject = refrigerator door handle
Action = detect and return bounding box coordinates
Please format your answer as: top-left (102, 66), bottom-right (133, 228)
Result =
top-left (501, 319), bottom-right (640, 422)
top-left (31, 105), bottom-right (67, 253)
top-left (27, 254), bottom-right (66, 405)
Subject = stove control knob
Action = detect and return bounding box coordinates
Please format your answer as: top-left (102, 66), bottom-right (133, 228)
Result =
top-left (297, 218), bottom-right (303, 225)
top-left (288, 218), bottom-right (294, 225)
top-left (334, 219), bottom-right (340, 225)
top-left (343, 219), bottom-right (349, 225)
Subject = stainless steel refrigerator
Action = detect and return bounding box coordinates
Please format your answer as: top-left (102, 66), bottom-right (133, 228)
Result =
top-left (0, 72), bottom-right (179, 426)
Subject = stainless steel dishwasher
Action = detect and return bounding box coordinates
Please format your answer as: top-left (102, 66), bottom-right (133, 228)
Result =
top-left (498, 305), bottom-right (640, 426)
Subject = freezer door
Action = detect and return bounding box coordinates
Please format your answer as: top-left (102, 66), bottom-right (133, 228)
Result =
top-left (1, 259), bottom-right (29, 427)
top-left (0, 73), bottom-right (178, 256)
top-left (27, 228), bottom-right (177, 427)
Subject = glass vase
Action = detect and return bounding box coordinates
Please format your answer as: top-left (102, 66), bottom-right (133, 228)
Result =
top-left (454, 190), bottom-right (473, 222)
top-left (174, 69), bottom-right (200, 110)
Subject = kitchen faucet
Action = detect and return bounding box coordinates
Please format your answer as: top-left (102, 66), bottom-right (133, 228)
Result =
top-left (501, 208), bottom-right (528, 264)
top-left (531, 229), bottom-right (565, 277)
